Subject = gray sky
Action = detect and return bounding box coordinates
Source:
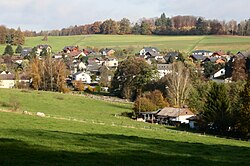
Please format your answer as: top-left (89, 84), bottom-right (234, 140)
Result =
top-left (1, 0), bottom-right (249, 31)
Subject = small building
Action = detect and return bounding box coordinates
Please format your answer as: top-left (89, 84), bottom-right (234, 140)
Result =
top-left (100, 48), bottom-right (115, 56)
top-left (157, 64), bottom-right (172, 78)
top-left (186, 116), bottom-right (199, 129)
top-left (72, 71), bottom-right (91, 84)
top-left (139, 110), bottom-right (161, 123)
top-left (63, 46), bottom-right (79, 53)
top-left (21, 47), bottom-right (32, 57)
top-left (192, 50), bottom-right (212, 57)
top-left (140, 47), bottom-right (160, 58)
top-left (36, 44), bottom-right (52, 55)
top-left (156, 107), bottom-right (195, 124)
top-left (104, 58), bottom-right (118, 68)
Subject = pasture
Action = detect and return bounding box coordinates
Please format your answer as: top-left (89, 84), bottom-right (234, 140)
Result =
top-left (0, 89), bottom-right (250, 165)
top-left (1, 35), bottom-right (250, 55)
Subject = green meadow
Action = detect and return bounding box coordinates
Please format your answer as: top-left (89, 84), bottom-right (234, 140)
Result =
top-left (0, 89), bottom-right (250, 165)
top-left (1, 35), bottom-right (250, 55)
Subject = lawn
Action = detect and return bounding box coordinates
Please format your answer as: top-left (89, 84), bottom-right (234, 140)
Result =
top-left (1, 35), bottom-right (250, 55)
top-left (0, 89), bottom-right (250, 165)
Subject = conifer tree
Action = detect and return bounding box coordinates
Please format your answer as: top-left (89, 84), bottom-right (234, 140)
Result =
top-left (203, 82), bottom-right (230, 133)
top-left (3, 45), bottom-right (14, 55)
top-left (15, 45), bottom-right (22, 54)
top-left (239, 79), bottom-right (250, 138)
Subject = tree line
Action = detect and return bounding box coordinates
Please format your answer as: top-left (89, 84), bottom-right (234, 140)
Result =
top-left (0, 26), bottom-right (25, 45)
top-left (21, 13), bottom-right (250, 36)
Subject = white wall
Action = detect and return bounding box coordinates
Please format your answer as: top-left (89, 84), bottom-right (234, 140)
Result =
top-left (0, 80), bottom-right (15, 88)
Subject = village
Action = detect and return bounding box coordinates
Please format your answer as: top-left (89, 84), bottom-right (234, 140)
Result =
top-left (1, 43), bottom-right (249, 130)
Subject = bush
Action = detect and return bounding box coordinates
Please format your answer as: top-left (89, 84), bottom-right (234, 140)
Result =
top-left (133, 97), bottom-right (157, 114)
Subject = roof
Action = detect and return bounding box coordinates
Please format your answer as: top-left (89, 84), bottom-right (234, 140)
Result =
top-left (203, 57), bottom-right (218, 63)
top-left (140, 109), bottom-right (161, 115)
top-left (192, 50), bottom-right (212, 54)
top-left (0, 74), bottom-right (15, 80)
top-left (237, 51), bottom-right (250, 59)
top-left (157, 107), bottom-right (194, 117)
top-left (143, 47), bottom-right (160, 53)
top-left (21, 47), bottom-right (32, 56)
top-left (190, 55), bottom-right (206, 61)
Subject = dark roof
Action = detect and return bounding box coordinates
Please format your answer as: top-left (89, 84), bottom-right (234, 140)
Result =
top-left (0, 74), bottom-right (15, 80)
top-left (202, 57), bottom-right (218, 63)
top-left (143, 47), bottom-right (160, 53)
top-left (21, 47), bottom-right (32, 57)
top-left (190, 55), bottom-right (206, 61)
top-left (164, 52), bottom-right (179, 61)
top-left (192, 50), bottom-right (212, 54)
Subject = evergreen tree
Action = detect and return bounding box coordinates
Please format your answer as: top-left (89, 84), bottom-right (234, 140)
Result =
top-left (15, 45), bottom-right (22, 54)
top-left (141, 21), bottom-right (152, 35)
top-left (3, 44), bottom-right (14, 55)
top-left (132, 23), bottom-right (141, 34)
top-left (203, 82), bottom-right (230, 133)
top-left (239, 79), bottom-right (250, 138)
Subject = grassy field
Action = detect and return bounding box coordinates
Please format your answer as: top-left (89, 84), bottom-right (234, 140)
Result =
top-left (1, 35), bottom-right (250, 55)
top-left (0, 89), bottom-right (250, 165)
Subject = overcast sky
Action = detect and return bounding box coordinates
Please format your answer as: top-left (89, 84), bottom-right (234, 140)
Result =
top-left (1, 0), bottom-right (249, 31)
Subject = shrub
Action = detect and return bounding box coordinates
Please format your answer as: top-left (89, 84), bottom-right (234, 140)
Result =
top-left (133, 97), bottom-right (157, 114)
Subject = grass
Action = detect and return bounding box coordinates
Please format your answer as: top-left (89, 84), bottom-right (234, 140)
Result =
top-left (1, 35), bottom-right (250, 55)
top-left (0, 88), bottom-right (250, 165)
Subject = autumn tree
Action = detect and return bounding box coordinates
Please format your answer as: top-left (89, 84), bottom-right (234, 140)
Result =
top-left (100, 19), bottom-right (119, 34)
top-left (141, 21), bottom-right (152, 35)
top-left (232, 56), bottom-right (248, 81)
top-left (132, 23), bottom-right (141, 34)
top-left (165, 62), bottom-right (191, 107)
top-left (91, 21), bottom-right (101, 34)
top-left (0, 26), bottom-right (7, 44)
top-left (119, 18), bottom-right (131, 34)
top-left (13, 27), bottom-right (25, 45)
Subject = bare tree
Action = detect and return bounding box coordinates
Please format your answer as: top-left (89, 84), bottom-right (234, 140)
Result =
top-left (165, 62), bottom-right (191, 107)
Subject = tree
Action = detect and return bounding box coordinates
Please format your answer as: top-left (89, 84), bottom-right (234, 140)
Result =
top-left (239, 79), bottom-right (250, 138)
top-left (165, 62), bottom-right (191, 107)
top-left (232, 56), bottom-right (248, 81)
top-left (132, 23), bottom-right (141, 34)
top-left (100, 19), bottom-right (119, 34)
top-left (196, 17), bottom-right (207, 35)
top-left (203, 61), bottom-right (221, 78)
top-left (91, 21), bottom-right (101, 34)
top-left (13, 27), bottom-right (25, 45)
top-left (15, 45), bottom-right (22, 54)
top-left (133, 90), bottom-right (169, 114)
top-left (3, 45), bottom-right (14, 55)
top-left (111, 57), bottom-right (155, 100)
top-left (141, 21), bottom-right (152, 35)
top-left (0, 26), bottom-right (7, 44)
top-left (119, 18), bottom-right (131, 34)
top-left (203, 82), bottom-right (230, 133)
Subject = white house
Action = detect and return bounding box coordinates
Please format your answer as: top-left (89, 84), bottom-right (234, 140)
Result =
top-left (213, 68), bottom-right (225, 78)
top-left (140, 47), bottom-right (160, 56)
top-left (72, 71), bottom-right (91, 84)
top-left (0, 73), bottom-right (30, 89)
top-left (157, 64), bottom-right (172, 78)
top-left (78, 62), bottom-right (87, 71)
top-left (104, 58), bottom-right (118, 67)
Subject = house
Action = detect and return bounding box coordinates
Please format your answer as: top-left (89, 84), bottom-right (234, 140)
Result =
top-left (0, 73), bottom-right (30, 88)
top-left (156, 107), bottom-right (195, 124)
top-left (212, 51), bottom-right (226, 57)
top-left (202, 57), bottom-right (218, 63)
top-left (21, 47), bottom-right (32, 57)
top-left (192, 50), bottom-right (212, 57)
top-left (104, 58), bottom-right (118, 68)
top-left (100, 48), bottom-right (115, 56)
top-left (72, 71), bottom-right (91, 83)
top-left (164, 52), bottom-right (179, 63)
top-left (63, 46), bottom-right (79, 53)
top-left (157, 64), bottom-right (172, 78)
top-left (36, 44), bottom-right (52, 55)
top-left (139, 47), bottom-right (160, 58)
top-left (78, 62), bottom-right (87, 71)
top-left (0, 74), bottom-right (15, 88)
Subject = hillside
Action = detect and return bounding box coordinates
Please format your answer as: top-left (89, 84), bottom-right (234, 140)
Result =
top-left (0, 89), bottom-right (250, 165)
top-left (1, 35), bottom-right (250, 55)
